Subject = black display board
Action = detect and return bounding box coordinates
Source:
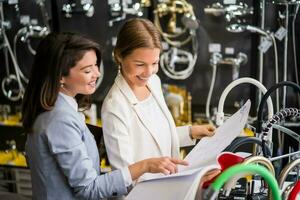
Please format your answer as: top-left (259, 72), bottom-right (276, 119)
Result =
top-left (0, 0), bottom-right (299, 116)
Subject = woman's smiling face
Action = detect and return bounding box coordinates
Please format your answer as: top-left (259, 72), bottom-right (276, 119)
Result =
top-left (60, 50), bottom-right (100, 97)
top-left (120, 47), bottom-right (160, 90)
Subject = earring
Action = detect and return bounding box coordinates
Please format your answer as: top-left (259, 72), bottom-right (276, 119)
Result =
top-left (60, 83), bottom-right (64, 88)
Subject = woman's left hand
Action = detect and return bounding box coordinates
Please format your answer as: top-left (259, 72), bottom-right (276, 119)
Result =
top-left (190, 124), bottom-right (216, 140)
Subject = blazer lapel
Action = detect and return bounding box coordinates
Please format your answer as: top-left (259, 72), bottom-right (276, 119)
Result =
top-left (115, 74), bottom-right (164, 155)
top-left (146, 77), bottom-right (180, 159)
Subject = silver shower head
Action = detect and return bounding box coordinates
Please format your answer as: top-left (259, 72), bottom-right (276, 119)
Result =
top-left (227, 24), bottom-right (270, 37)
top-left (226, 24), bottom-right (246, 33)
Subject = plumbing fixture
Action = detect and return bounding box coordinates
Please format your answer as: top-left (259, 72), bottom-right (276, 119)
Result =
top-left (257, 81), bottom-right (300, 134)
top-left (154, 0), bottom-right (198, 46)
top-left (154, 0), bottom-right (199, 80)
top-left (261, 108), bottom-right (300, 157)
top-left (204, 2), bottom-right (253, 22)
top-left (278, 158), bottom-right (300, 199)
top-left (206, 53), bottom-right (248, 121)
top-left (216, 77), bottom-right (274, 126)
top-left (159, 46), bottom-right (197, 80)
top-left (62, 0), bottom-right (94, 18)
top-left (227, 23), bottom-right (280, 113)
top-left (108, 0), bottom-right (150, 27)
top-left (0, 2), bottom-right (24, 101)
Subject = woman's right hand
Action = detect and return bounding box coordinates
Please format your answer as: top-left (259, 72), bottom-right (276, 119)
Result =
top-left (145, 157), bottom-right (188, 175)
top-left (129, 157), bottom-right (188, 181)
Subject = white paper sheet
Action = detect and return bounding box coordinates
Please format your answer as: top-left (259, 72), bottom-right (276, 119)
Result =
top-left (126, 165), bottom-right (219, 200)
top-left (178, 99), bottom-right (251, 172)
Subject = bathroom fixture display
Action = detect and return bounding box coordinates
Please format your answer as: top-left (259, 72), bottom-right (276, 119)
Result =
top-left (204, 2), bottom-right (253, 22)
top-left (154, 0), bottom-right (199, 80)
top-left (205, 52), bottom-right (248, 121)
top-left (0, 2), bottom-right (24, 101)
top-left (62, 0), bottom-right (95, 18)
top-left (261, 108), bottom-right (300, 157)
top-left (257, 81), bottom-right (300, 134)
top-left (227, 23), bottom-right (280, 113)
top-left (108, 0), bottom-right (150, 27)
top-left (216, 77), bottom-right (274, 126)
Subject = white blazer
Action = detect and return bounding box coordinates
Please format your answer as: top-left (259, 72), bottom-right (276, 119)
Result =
top-left (101, 73), bottom-right (195, 179)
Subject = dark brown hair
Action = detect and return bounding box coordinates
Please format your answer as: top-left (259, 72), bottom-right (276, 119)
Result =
top-left (113, 18), bottom-right (162, 65)
top-left (22, 32), bottom-right (101, 133)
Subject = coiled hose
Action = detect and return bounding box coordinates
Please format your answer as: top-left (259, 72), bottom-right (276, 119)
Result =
top-left (262, 108), bottom-right (300, 157)
top-left (257, 81), bottom-right (300, 134)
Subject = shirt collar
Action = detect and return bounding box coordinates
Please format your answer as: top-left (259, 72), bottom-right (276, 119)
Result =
top-left (59, 92), bottom-right (78, 112)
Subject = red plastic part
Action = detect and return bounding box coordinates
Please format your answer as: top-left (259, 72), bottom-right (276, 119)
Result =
top-left (202, 152), bottom-right (245, 188)
top-left (288, 181), bottom-right (300, 200)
